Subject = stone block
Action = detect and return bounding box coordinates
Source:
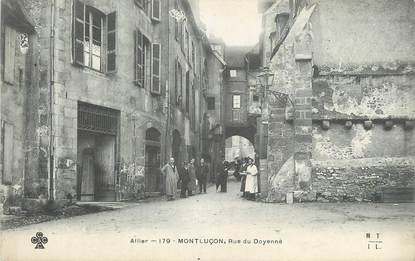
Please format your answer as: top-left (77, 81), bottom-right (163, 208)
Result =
top-left (384, 120), bottom-right (394, 130)
top-left (405, 120), bottom-right (414, 130)
top-left (363, 120), bottom-right (373, 130)
top-left (344, 120), bottom-right (353, 129)
top-left (321, 120), bottom-right (330, 130)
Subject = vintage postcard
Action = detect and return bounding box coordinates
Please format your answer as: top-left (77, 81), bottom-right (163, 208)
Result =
top-left (0, 0), bottom-right (414, 260)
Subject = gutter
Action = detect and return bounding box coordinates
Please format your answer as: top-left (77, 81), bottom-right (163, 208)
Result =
top-left (48, 0), bottom-right (56, 200)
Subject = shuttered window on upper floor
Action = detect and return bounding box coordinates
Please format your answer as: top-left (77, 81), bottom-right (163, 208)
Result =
top-left (72, 0), bottom-right (117, 74)
top-left (3, 26), bottom-right (16, 84)
top-left (152, 0), bottom-right (161, 21)
top-left (151, 43), bottom-right (161, 94)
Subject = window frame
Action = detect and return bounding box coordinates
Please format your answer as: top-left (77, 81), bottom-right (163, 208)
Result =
top-left (207, 97), bottom-right (215, 110)
top-left (232, 94), bottom-right (241, 109)
top-left (151, 0), bottom-right (161, 22)
top-left (72, 0), bottom-right (117, 74)
top-left (151, 43), bottom-right (161, 94)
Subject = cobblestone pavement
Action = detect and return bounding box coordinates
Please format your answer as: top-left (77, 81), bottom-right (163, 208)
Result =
top-left (1, 179), bottom-right (414, 261)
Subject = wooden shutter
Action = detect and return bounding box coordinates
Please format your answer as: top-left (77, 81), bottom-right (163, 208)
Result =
top-left (106, 12), bottom-right (117, 73)
top-left (4, 26), bottom-right (16, 84)
top-left (174, 1), bottom-right (179, 40)
top-left (135, 30), bottom-right (144, 87)
top-left (152, 0), bottom-right (160, 21)
top-left (151, 43), bottom-right (161, 94)
top-left (73, 0), bottom-right (85, 66)
top-left (2, 123), bottom-right (14, 184)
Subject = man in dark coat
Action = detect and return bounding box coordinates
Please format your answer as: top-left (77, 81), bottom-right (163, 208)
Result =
top-left (179, 161), bottom-right (191, 198)
top-left (197, 158), bottom-right (209, 193)
top-left (216, 160), bottom-right (229, 192)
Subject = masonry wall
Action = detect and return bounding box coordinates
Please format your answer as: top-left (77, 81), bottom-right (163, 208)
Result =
top-left (0, 0), bottom-right (51, 207)
top-left (310, 0), bottom-right (415, 66)
top-left (266, 0), bottom-right (415, 202)
top-left (311, 74), bottom-right (415, 201)
top-left (50, 0), bottom-right (167, 200)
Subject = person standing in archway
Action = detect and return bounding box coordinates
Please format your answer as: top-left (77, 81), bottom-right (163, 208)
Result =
top-left (244, 157), bottom-right (258, 200)
top-left (239, 158), bottom-right (248, 198)
top-left (197, 158), bottom-right (209, 193)
top-left (188, 158), bottom-right (197, 196)
top-left (161, 157), bottom-right (179, 201)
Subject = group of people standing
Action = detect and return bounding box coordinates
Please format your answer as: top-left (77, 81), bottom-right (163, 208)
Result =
top-left (161, 156), bottom-right (257, 201)
top-left (161, 157), bottom-right (210, 201)
top-left (234, 157), bottom-right (259, 201)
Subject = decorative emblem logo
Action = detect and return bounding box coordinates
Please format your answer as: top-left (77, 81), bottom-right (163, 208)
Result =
top-left (31, 232), bottom-right (48, 249)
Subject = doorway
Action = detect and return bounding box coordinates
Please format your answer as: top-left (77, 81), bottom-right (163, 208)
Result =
top-left (77, 102), bottom-right (119, 201)
top-left (145, 128), bottom-right (162, 192)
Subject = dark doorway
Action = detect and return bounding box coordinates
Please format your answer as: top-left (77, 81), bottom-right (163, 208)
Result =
top-left (145, 128), bottom-right (162, 192)
top-left (77, 102), bottom-right (119, 202)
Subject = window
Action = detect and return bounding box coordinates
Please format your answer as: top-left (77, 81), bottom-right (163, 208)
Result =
top-left (135, 30), bottom-right (150, 88)
top-left (152, 43), bottom-right (161, 94)
top-left (207, 97), bottom-right (215, 110)
top-left (230, 70), bottom-right (237, 78)
top-left (135, 0), bottom-right (151, 16)
top-left (72, 0), bottom-right (117, 73)
top-left (276, 13), bottom-right (289, 39)
top-left (151, 0), bottom-right (161, 21)
top-left (83, 8), bottom-right (103, 71)
top-left (3, 26), bottom-right (16, 84)
top-left (233, 95), bottom-right (241, 109)
top-left (253, 95), bottom-right (259, 102)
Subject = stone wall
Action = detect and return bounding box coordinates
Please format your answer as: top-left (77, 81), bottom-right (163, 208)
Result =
top-left (312, 157), bottom-right (415, 202)
top-left (265, 1), bottom-right (415, 202)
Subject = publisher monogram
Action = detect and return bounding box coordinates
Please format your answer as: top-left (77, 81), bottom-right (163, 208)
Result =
top-left (31, 232), bottom-right (48, 249)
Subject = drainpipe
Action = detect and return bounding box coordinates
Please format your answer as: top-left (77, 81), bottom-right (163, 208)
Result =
top-left (164, 0), bottom-right (171, 164)
top-left (48, 0), bottom-right (56, 200)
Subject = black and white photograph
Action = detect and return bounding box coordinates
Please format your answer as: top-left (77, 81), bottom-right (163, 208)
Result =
top-left (0, 0), bottom-right (414, 260)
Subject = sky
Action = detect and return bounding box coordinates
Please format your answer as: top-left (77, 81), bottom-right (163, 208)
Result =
top-left (199, 0), bottom-right (262, 46)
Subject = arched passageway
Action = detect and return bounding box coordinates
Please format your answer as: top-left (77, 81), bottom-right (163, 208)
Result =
top-left (225, 136), bottom-right (255, 162)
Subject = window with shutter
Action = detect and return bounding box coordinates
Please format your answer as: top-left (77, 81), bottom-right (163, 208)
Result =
top-left (73, 0), bottom-right (85, 66)
top-left (151, 43), bottom-right (161, 94)
top-left (135, 30), bottom-right (144, 87)
top-left (4, 26), bottom-right (16, 84)
top-left (72, 1), bottom-right (116, 73)
top-left (106, 12), bottom-right (117, 73)
top-left (152, 0), bottom-right (160, 21)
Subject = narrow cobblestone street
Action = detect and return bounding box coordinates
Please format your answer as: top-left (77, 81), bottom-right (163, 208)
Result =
top-left (1, 178), bottom-right (414, 261)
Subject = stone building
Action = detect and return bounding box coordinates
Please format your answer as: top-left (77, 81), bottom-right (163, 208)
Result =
top-left (259, 0), bottom-right (415, 202)
top-left (1, 0), bottom-right (225, 211)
